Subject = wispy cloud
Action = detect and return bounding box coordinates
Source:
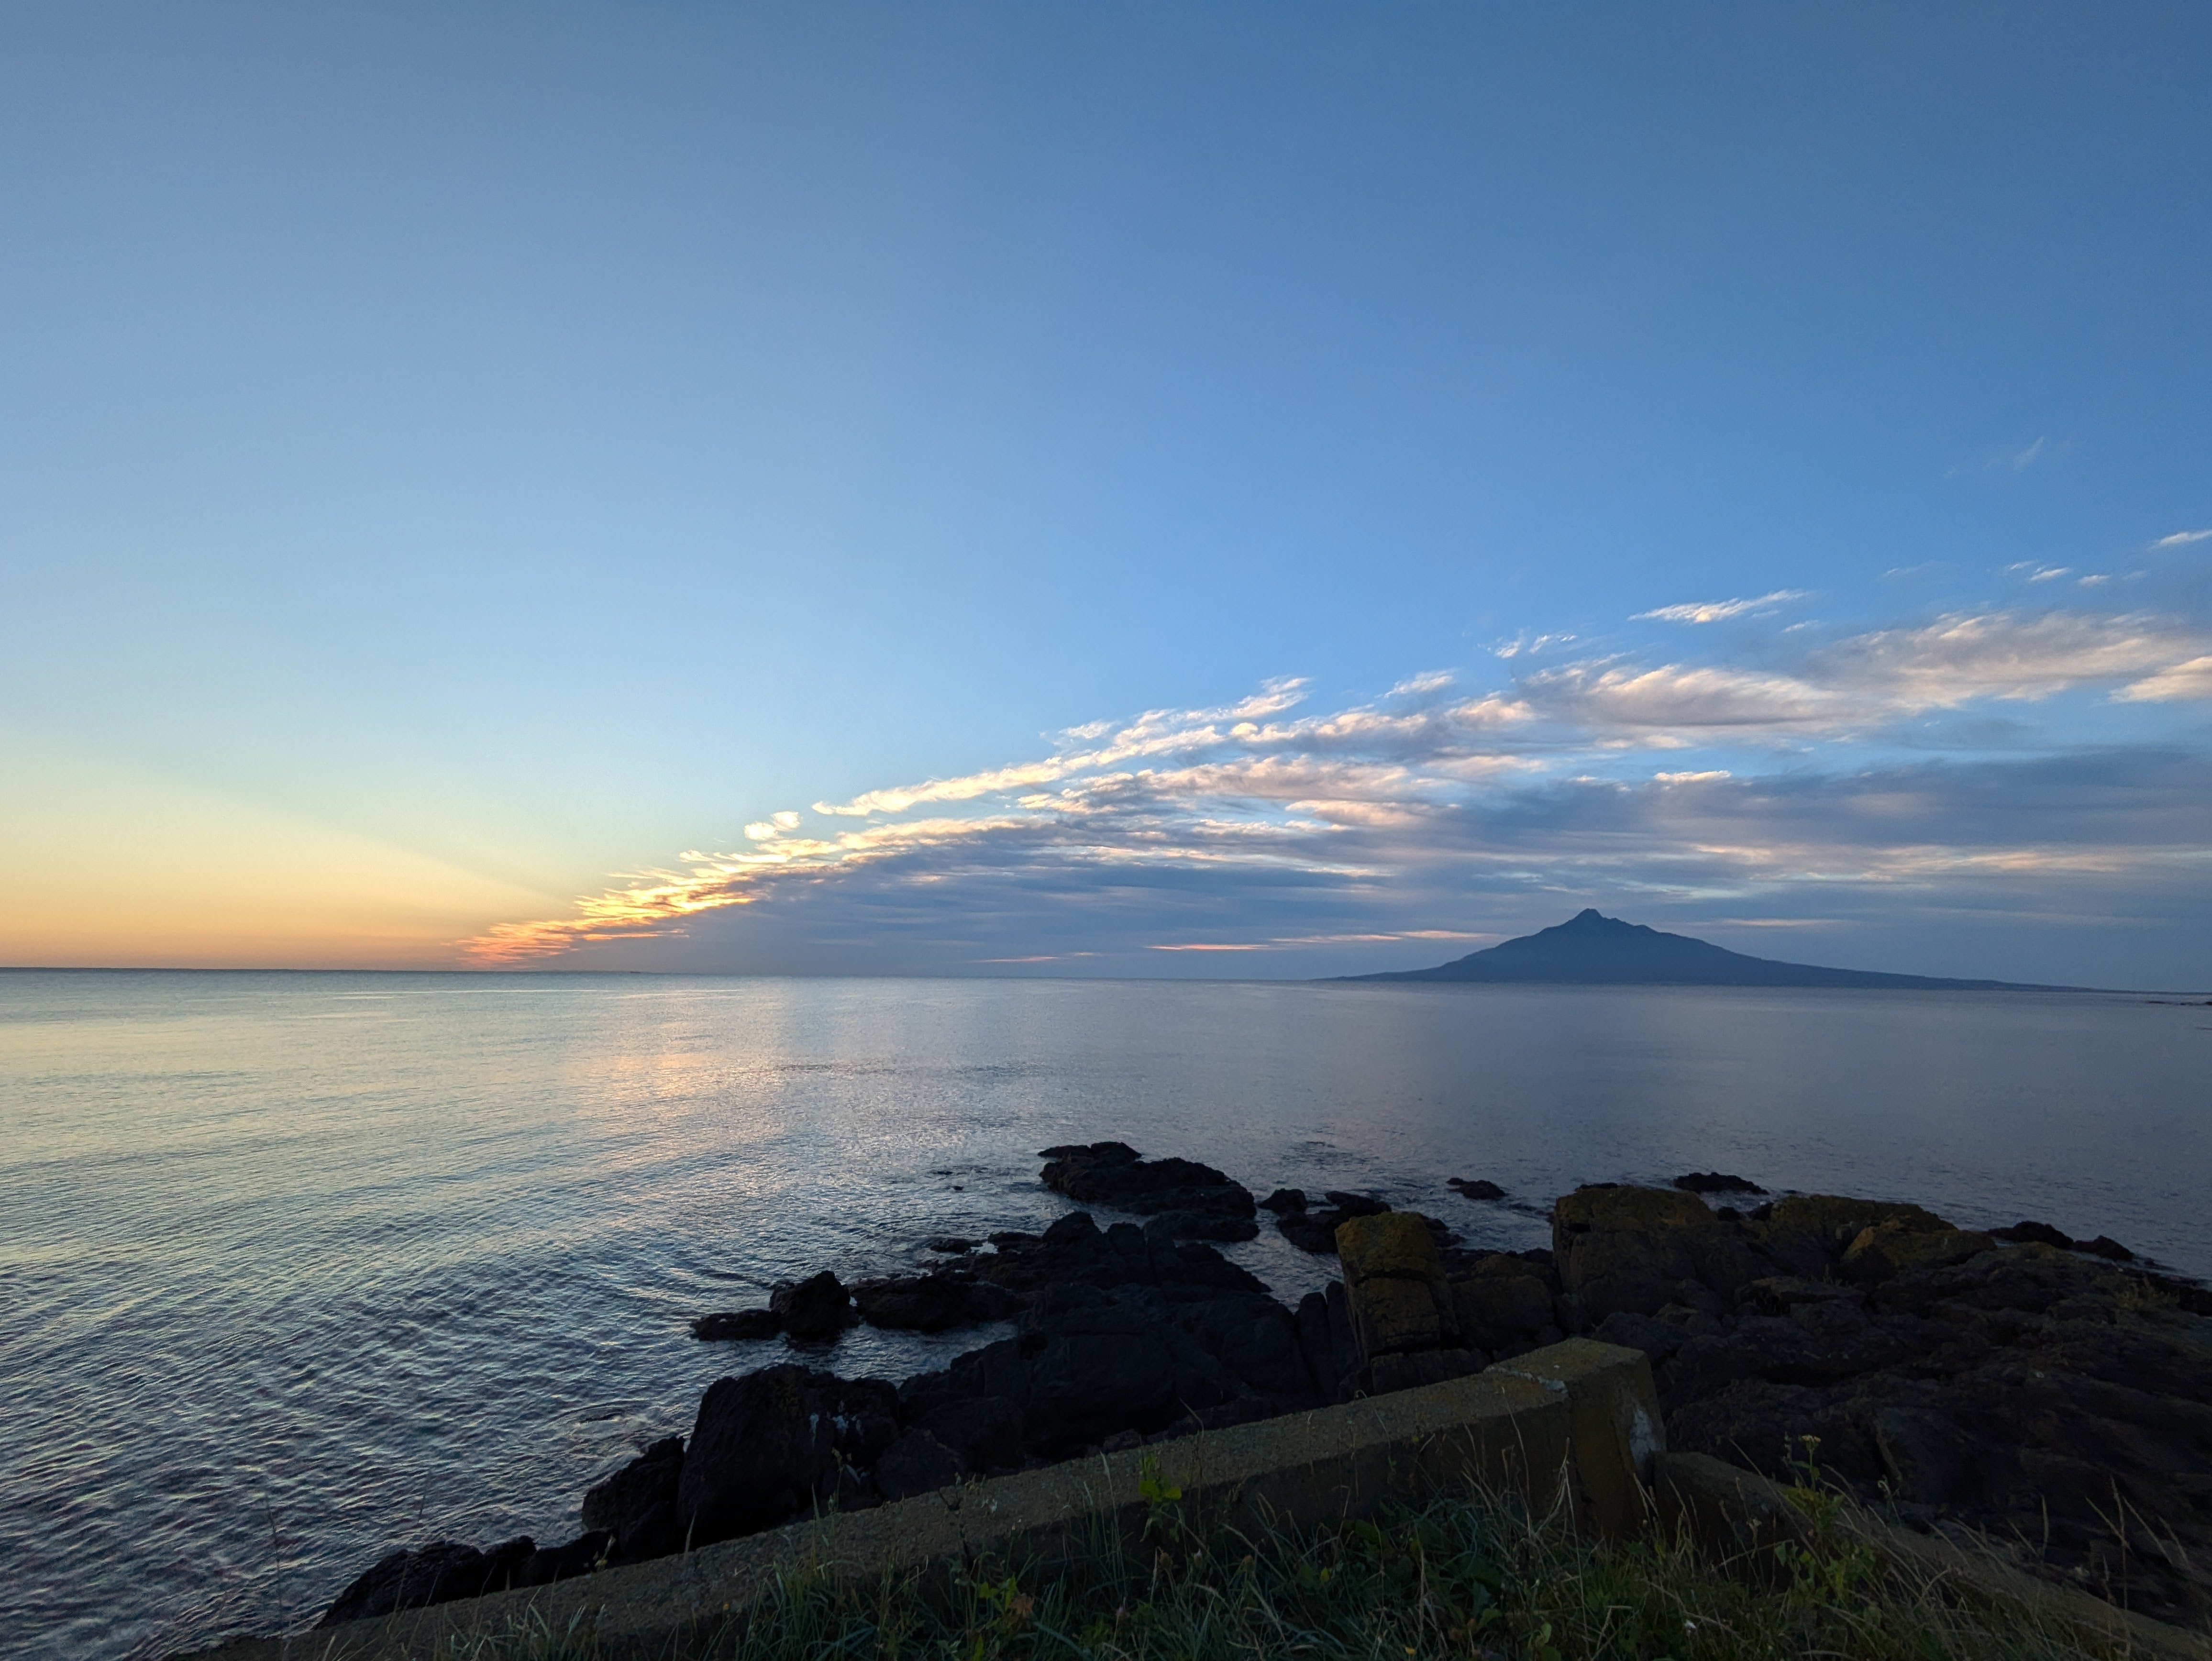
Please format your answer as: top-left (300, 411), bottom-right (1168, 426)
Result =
top-left (1633, 590), bottom-right (1809, 624)
top-left (462, 602), bottom-right (2212, 972)
top-left (2151, 529), bottom-right (2212, 549)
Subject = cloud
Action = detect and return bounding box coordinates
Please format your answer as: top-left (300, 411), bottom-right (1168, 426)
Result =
top-left (2116, 656), bottom-right (2212, 702)
top-left (1633, 590), bottom-right (1809, 624)
top-left (2151, 529), bottom-right (2212, 549)
top-left (462, 602), bottom-right (2212, 974)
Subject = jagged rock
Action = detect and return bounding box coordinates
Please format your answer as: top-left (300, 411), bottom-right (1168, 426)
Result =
top-left (1446, 1251), bottom-right (1560, 1355)
top-left (1448, 1177), bottom-right (1506, 1201)
top-left (1552, 1185), bottom-right (1761, 1322)
top-left (676, 1364), bottom-right (896, 1546)
top-left (1673, 1172), bottom-right (1762, 1195)
top-left (317, 1540), bottom-right (495, 1626)
top-left (1276, 1191), bottom-right (1395, 1254)
top-left (1336, 1212), bottom-right (1463, 1381)
top-left (691, 1308), bottom-right (781, 1341)
top-left (770, 1271), bottom-right (858, 1342)
top-left (1991, 1220), bottom-right (2073, 1249)
top-left (1653, 1241), bottom-right (2212, 1623)
top-left (580, 1436), bottom-right (684, 1563)
top-left (1840, 1220), bottom-right (1993, 1284)
top-left (1747, 1194), bottom-right (1948, 1281)
top-left (2079, 1234), bottom-right (2135, 1262)
top-left (1036, 1143), bottom-right (1257, 1234)
top-left (1259, 1187), bottom-right (1306, 1212)
top-left (926, 1236), bottom-right (974, 1254)
top-left (852, 1271), bottom-right (1029, 1332)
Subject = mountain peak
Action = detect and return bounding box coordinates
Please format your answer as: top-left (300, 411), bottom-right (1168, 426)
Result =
top-left (1341, 909), bottom-right (2068, 990)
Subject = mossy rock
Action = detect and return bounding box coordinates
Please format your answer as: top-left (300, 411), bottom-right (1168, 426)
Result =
top-left (1336, 1211), bottom-right (1441, 1282)
top-left (1842, 1220), bottom-right (1995, 1283)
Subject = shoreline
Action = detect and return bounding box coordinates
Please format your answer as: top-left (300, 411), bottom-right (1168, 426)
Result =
top-left (283, 1142), bottom-right (2212, 1643)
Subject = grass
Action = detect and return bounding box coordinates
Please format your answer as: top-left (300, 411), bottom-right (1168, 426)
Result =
top-left (415, 1465), bottom-right (2185, 1661)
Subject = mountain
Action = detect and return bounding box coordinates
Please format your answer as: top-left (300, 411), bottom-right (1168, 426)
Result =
top-left (1344, 909), bottom-right (2075, 989)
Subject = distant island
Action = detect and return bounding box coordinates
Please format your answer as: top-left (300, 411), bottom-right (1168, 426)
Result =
top-left (1342, 908), bottom-right (2079, 989)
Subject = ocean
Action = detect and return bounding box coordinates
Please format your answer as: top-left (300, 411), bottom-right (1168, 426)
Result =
top-left (1, 969), bottom-right (2205, 1660)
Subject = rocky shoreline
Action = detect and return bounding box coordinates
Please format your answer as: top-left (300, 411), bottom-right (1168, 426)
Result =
top-left (317, 1143), bottom-right (2212, 1630)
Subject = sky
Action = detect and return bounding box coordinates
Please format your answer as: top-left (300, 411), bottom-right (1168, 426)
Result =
top-left (2, 2), bottom-right (2208, 987)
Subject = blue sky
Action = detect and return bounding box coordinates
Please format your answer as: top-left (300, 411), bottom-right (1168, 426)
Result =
top-left (2, 2), bottom-right (2208, 984)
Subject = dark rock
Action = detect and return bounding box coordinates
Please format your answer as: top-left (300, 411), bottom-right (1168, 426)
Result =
top-left (2079, 1234), bottom-right (2135, 1262)
top-left (906, 1393), bottom-right (1025, 1473)
top-left (770, 1271), bottom-right (858, 1343)
top-left (692, 1308), bottom-right (781, 1341)
top-left (1276, 1192), bottom-right (1399, 1255)
top-left (1673, 1172), bottom-right (1763, 1195)
top-left (317, 1540), bottom-right (490, 1627)
top-left (1323, 1191), bottom-right (1391, 1218)
top-left (852, 1271), bottom-right (1028, 1332)
top-left (926, 1236), bottom-right (974, 1254)
top-left (1448, 1253), bottom-right (1560, 1353)
top-left (580, 1436), bottom-right (684, 1563)
top-left (1747, 1194), bottom-right (1948, 1281)
top-left (1593, 1309), bottom-right (1692, 1364)
top-left (1259, 1187), bottom-right (1306, 1213)
top-left (1991, 1220), bottom-right (2074, 1249)
top-left (968, 1210), bottom-right (1269, 1299)
top-left (1552, 1185), bottom-right (1762, 1322)
top-left (874, 1428), bottom-right (964, 1500)
top-left (1448, 1178), bottom-right (1506, 1201)
top-left (1655, 1240), bottom-right (2212, 1623)
top-left (513, 1530), bottom-right (608, 1589)
top-left (676, 1365), bottom-right (896, 1546)
top-left (1036, 1142), bottom-right (1257, 1228)
top-left (988, 1230), bottom-right (1039, 1249)
top-left (479, 1536), bottom-right (536, 1594)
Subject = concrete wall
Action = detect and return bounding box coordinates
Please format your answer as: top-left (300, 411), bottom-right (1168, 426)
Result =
top-left (181, 1338), bottom-right (1658, 1661)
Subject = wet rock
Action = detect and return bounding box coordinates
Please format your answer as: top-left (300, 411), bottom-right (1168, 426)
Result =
top-left (2079, 1234), bottom-right (2136, 1262)
top-left (676, 1364), bottom-right (896, 1547)
top-left (1276, 1191), bottom-right (1395, 1255)
top-left (771, 1271), bottom-right (858, 1343)
top-left (1448, 1177), bottom-right (1506, 1201)
top-left (318, 1540), bottom-right (493, 1626)
top-left (691, 1308), bottom-right (781, 1341)
top-left (1991, 1219), bottom-right (2073, 1249)
top-left (852, 1271), bottom-right (1029, 1332)
top-left (580, 1436), bottom-right (684, 1564)
top-left (1259, 1187), bottom-right (1306, 1213)
top-left (1673, 1172), bottom-right (1762, 1195)
top-left (969, 1210), bottom-right (1269, 1299)
top-left (926, 1236), bottom-right (974, 1254)
top-left (1037, 1142), bottom-right (1258, 1235)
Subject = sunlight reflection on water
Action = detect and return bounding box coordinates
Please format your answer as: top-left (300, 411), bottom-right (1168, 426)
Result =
top-left (0, 970), bottom-right (2204, 1660)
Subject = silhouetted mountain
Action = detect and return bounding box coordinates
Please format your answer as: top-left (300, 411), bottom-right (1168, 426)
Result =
top-left (1345, 909), bottom-right (2076, 989)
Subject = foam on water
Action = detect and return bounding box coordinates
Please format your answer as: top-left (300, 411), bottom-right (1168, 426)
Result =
top-left (0, 970), bottom-right (2204, 1659)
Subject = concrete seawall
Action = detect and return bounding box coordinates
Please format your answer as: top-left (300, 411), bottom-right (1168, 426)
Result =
top-left (184, 1338), bottom-right (1658, 1661)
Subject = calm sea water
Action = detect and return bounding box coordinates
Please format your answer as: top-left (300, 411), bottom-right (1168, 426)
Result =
top-left (1, 970), bottom-right (2206, 1660)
